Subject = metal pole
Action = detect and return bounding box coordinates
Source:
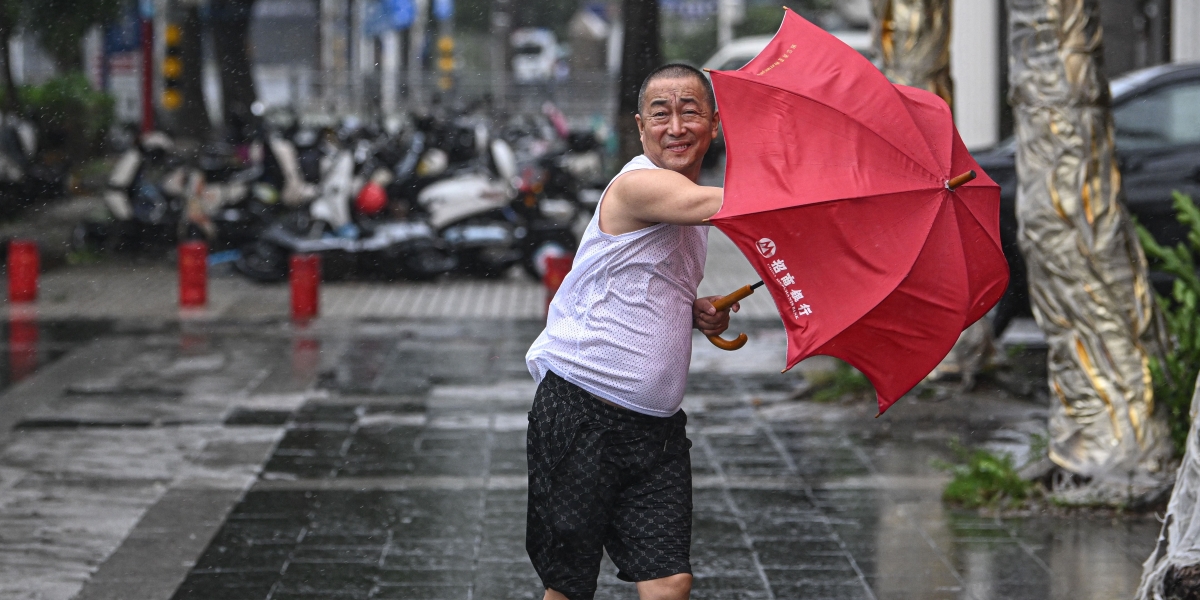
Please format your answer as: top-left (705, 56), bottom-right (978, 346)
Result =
top-left (717, 0), bottom-right (743, 49)
top-left (490, 0), bottom-right (510, 113)
top-left (382, 30), bottom-right (399, 116)
top-left (407, 0), bottom-right (428, 109)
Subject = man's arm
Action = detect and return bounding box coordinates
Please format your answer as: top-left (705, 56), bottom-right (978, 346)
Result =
top-left (603, 169), bottom-right (722, 234)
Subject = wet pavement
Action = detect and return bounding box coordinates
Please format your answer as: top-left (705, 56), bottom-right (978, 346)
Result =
top-left (0, 313), bottom-right (1156, 600)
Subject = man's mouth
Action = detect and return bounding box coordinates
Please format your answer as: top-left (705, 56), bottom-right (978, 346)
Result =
top-left (664, 141), bottom-right (693, 154)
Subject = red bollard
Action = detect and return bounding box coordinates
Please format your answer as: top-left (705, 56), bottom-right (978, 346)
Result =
top-left (290, 254), bottom-right (320, 322)
top-left (7, 240), bottom-right (39, 303)
top-left (543, 255), bottom-right (574, 320)
top-left (178, 241), bottom-right (208, 308)
top-left (9, 307), bottom-right (37, 382)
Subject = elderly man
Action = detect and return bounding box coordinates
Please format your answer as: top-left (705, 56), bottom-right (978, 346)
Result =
top-left (525, 63), bottom-right (733, 600)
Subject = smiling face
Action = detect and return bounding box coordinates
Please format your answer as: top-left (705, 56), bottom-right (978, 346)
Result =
top-left (635, 75), bottom-right (720, 182)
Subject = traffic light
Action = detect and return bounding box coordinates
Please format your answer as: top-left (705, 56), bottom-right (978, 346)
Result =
top-left (436, 35), bottom-right (455, 91)
top-left (162, 23), bottom-right (182, 111)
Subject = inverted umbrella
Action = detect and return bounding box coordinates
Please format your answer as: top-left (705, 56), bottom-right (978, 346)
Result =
top-left (706, 9), bottom-right (1008, 415)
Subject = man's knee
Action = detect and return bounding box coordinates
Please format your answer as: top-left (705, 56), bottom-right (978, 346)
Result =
top-left (637, 573), bottom-right (692, 600)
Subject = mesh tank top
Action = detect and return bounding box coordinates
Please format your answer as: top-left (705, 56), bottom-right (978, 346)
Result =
top-left (526, 155), bottom-right (709, 417)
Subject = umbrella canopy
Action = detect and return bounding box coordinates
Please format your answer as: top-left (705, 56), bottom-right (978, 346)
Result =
top-left (708, 10), bottom-right (1008, 415)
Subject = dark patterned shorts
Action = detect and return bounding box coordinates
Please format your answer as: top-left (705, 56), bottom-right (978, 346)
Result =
top-left (526, 371), bottom-right (692, 600)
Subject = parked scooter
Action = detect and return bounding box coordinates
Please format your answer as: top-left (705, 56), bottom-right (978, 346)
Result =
top-left (234, 128), bottom-right (456, 282)
top-left (416, 136), bottom-right (578, 278)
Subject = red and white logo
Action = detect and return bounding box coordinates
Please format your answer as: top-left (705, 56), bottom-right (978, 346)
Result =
top-left (756, 238), bottom-right (776, 258)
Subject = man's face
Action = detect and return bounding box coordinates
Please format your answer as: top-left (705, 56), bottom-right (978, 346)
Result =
top-left (635, 76), bottom-right (719, 177)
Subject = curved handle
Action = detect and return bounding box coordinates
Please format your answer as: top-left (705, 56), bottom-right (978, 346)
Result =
top-left (704, 283), bottom-right (759, 351)
top-left (707, 332), bottom-right (748, 351)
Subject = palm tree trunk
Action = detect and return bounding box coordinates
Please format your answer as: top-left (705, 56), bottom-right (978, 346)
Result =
top-left (211, 0), bottom-right (259, 142)
top-left (1007, 0), bottom-right (1170, 504)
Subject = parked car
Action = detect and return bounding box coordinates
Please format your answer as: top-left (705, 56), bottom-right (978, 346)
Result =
top-left (700, 30), bottom-right (873, 168)
top-left (511, 28), bottom-right (559, 84)
top-left (976, 62), bottom-right (1200, 334)
top-left (701, 30), bottom-right (874, 73)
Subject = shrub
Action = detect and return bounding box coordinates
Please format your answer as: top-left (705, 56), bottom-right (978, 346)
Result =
top-left (938, 443), bottom-right (1034, 509)
top-left (1135, 192), bottom-right (1200, 455)
top-left (14, 73), bottom-right (115, 166)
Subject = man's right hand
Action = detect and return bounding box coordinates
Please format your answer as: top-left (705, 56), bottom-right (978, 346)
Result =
top-left (693, 295), bottom-right (738, 337)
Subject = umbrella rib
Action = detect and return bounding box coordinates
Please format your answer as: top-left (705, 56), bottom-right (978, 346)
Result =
top-left (717, 73), bottom-right (943, 180)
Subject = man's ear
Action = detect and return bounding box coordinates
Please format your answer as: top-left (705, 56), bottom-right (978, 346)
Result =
top-left (710, 111), bottom-right (721, 139)
top-left (635, 113), bottom-right (644, 143)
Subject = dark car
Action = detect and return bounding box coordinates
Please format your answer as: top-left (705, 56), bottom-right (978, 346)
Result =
top-left (975, 62), bottom-right (1200, 334)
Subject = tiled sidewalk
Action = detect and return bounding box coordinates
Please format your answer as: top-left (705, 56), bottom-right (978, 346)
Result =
top-left (151, 321), bottom-right (1153, 600)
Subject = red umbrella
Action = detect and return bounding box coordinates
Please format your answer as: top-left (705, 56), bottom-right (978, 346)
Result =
top-left (705, 10), bottom-right (1008, 415)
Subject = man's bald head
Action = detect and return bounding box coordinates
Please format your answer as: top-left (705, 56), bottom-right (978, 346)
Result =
top-left (637, 63), bottom-right (715, 117)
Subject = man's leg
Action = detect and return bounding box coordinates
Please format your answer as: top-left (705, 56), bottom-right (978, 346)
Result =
top-left (636, 573), bottom-right (693, 600)
top-left (606, 413), bottom-right (694, 599)
top-left (527, 373), bottom-right (617, 599)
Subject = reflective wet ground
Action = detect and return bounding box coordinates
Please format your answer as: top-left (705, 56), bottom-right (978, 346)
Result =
top-left (0, 316), bottom-right (1156, 599)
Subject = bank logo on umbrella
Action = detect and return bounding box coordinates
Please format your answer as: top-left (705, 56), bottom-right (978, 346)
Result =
top-left (756, 238), bottom-right (776, 258)
top-left (706, 9), bottom-right (1009, 415)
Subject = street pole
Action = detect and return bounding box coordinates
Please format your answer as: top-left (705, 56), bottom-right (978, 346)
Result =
top-left (490, 0), bottom-right (510, 113)
top-left (407, 0), bottom-right (428, 110)
top-left (717, 0), bottom-right (743, 48)
top-left (382, 30), bottom-right (399, 116)
top-left (140, 5), bottom-right (155, 133)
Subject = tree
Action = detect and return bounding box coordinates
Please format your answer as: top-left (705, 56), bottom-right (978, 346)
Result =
top-left (1007, 0), bottom-right (1170, 505)
top-left (871, 1), bottom-right (991, 388)
top-left (210, 0), bottom-right (260, 141)
top-left (616, 0), bottom-right (660, 163)
top-left (871, 0), bottom-right (952, 109)
top-left (175, 3), bottom-right (211, 140)
top-left (0, 0), bottom-right (20, 112)
top-left (25, 0), bottom-right (122, 72)
top-left (1137, 373), bottom-right (1200, 599)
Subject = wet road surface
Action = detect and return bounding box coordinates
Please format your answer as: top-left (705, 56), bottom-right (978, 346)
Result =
top-left (0, 316), bottom-right (1156, 600)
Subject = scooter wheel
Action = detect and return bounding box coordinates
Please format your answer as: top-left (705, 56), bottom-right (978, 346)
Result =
top-left (235, 241), bottom-right (289, 283)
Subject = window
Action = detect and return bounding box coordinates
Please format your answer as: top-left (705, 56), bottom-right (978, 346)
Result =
top-left (1114, 81), bottom-right (1200, 149)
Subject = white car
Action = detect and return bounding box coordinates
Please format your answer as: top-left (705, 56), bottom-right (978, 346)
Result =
top-left (702, 30), bottom-right (874, 72)
top-left (511, 28), bottom-right (559, 84)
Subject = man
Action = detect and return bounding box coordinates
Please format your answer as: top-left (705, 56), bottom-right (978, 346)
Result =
top-left (525, 63), bottom-right (734, 600)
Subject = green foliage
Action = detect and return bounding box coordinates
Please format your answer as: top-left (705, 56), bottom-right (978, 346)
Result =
top-left (13, 74), bottom-right (115, 165)
top-left (1135, 192), bottom-right (1200, 455)
top-left (807, 360), bottom-right (873, 402)
top-left (938, 443), bottom-right (1034, 509)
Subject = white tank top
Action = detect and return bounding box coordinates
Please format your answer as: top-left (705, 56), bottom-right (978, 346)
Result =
top-left (526, 155), bottom-right (709, 417)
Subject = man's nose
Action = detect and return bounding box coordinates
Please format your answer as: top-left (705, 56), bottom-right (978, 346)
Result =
top-left (666, 113), bottom-right (686, 136)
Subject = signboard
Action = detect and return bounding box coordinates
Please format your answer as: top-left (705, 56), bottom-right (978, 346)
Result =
top-left (433, 0), bottom-right (453, 21)
top-left (384, 0), bottom-right (415, 29)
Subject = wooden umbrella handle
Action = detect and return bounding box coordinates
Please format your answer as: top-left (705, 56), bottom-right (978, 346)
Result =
top-left (705, 284), bottom-right (758, 351)
top-left (947, 170), bottom-right (976, 190)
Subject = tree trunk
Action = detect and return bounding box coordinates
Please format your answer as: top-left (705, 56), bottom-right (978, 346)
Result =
top-left (871, 0), bottom-right (953, 110)
top-left (211, 0), bottom-right (259, 142)
top-left (616, 0), bottom-right (660, 164)
top-left (175, 5), bottom-right (211, 141)
top-left (1007, 0), bottom-right (1170, 504)
top-left (1137, 374), bottom-right (1200, 600)
top-left (871, 0), bottom-right (990, 388)
top-left (0, 26), bottom-right (19, 114)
